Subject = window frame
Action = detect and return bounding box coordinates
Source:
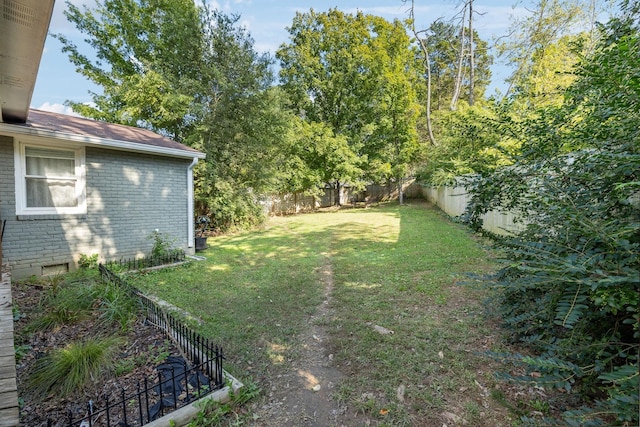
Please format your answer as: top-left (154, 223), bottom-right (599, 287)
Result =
top-left (14, 138), bottom-right (86, 215)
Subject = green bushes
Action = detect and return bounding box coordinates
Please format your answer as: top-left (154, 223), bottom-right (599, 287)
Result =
top-left (466, 8), bottom-right (639, 425)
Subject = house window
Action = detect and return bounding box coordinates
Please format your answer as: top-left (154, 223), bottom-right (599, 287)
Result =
top-left (15, 140), bottom-right (86, 215)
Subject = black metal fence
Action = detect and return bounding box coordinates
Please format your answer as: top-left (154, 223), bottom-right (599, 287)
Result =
top-left (105, 250), bottom-right (186, 272)
top-left (44, 264), bottom-right (226, 427)
top-left (50, 352), bottom-right (224, 427)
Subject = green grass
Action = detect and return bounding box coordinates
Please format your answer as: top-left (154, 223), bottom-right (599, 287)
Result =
top-left (129, 202), bottom-right (518, 425)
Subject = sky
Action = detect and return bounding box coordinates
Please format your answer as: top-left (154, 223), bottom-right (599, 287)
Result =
top-left (32, 0), bottom-right (524, 115)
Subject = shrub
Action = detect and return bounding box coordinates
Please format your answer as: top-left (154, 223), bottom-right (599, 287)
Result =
top-left (465, 9), bottom-right (639, 425)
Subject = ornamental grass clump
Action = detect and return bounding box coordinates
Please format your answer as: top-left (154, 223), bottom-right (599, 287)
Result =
top-left (28, 337), bottom-right (122, 397)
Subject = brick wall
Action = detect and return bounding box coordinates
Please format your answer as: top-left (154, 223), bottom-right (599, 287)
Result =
top-left (0, 137), bottom-right (193, 279)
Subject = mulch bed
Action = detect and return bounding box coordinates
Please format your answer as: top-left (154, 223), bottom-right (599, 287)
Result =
top-left (12, 281), bottom-right (186, 427)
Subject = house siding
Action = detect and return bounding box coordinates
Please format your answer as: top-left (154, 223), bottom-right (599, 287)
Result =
top-left (0, 136), bottom-right (193, 279)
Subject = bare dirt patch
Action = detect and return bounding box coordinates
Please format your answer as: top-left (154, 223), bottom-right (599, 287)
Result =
top-left (245, 254), bottom-right (360, 427)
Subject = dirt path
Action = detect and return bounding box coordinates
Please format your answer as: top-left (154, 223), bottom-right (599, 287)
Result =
top-left (247, 254), bottom-right (352, 426)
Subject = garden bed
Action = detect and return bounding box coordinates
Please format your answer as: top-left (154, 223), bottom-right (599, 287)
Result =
top-left (12, 273), bottom-right (187, 426)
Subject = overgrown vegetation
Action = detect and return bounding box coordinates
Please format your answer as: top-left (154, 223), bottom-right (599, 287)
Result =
top-left (188, 381), bottom-right (260, 426)
top-left (25, 269), bottom-right (140, 333)
top-left (465, 5), bottom-right (640, 425)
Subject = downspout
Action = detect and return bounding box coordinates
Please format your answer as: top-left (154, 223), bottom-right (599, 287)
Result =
top-left (187, 157), bottom-right (199, 250)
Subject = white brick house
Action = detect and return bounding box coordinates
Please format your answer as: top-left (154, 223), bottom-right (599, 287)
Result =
top-left (0, 109), bottom-right (205, 279)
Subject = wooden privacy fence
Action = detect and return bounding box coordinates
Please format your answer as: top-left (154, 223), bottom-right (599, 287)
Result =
top-left (418, 182), bottom-right (525, 236)
top-left (263, 179), bottom-right (421, 215)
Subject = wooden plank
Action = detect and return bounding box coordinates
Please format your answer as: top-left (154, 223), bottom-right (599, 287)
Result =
top-left (0, 378), bottom-right (16, 393)
top-left (0, 346), bottom-right (13, 358)
top-left (0, 407), bottom-right (19, 427)
top-left (0, 356), bottom-right (16, 381)
top-left (0, 324), bottom-right (14, 335)
top-left (0, 389), bottom-right (18, 411)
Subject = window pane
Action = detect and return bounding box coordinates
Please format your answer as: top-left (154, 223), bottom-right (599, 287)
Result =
top-left (26, 155), bottom-right (75, 177)
top-left (26, 178), bottom-right (77, 208)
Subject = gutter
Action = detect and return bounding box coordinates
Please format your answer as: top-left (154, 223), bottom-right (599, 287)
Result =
top-left (187, 157), bottom-right (199, 248)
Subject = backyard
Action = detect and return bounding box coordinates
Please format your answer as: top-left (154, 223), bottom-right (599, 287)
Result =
top-left (127, 201), bottom-right (539, 426)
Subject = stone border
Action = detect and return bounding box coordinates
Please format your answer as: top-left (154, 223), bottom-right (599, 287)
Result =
top-left (145, 372), bottom-right (243, 426)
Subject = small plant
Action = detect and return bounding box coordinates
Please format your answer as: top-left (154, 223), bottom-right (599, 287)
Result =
top-left (28, 280), bottom-right (95, 331)
top-left (27, 337), bottom-right (122, 397)
top-left (78, 253), bottom-right (99, 269)
top-left (14, 344), bottom-right (32, 363)
top-left (96, 282), bottom-right (139, 331)
top-left (149, 229), bottom-right (177, 258)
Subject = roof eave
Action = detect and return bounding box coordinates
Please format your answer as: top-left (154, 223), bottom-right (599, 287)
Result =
top-left (0, 122), bottom-right (206, 159)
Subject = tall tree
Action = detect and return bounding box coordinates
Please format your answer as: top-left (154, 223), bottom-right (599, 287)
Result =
top-left (423, 20), bottom-right (492, 111)
top-left (277, 8), bottom-right (421, 201)
top-left (56, 0), bottom-right (290, 230)
top-left (405, 0), bottom-right (438, 146)
top-left (497, 0), bottom-right (599, 99)
top-left (55, 0), bottom-right (204, 140)
top-left (467, 0), bottom-right (475, 106)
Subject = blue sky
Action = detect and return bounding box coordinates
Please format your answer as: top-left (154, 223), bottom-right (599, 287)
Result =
top-left (32, 0), bottom-right (525, 114)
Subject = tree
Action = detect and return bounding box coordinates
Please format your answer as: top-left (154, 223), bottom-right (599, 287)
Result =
top-left (497, 0), bottom-right (600, 99)
top-left (277, 8), bottom-right (421, 202)
top-left (278, 119), bottom-right (362, 205)
top-left (55, 0), bottom-right (204, 141)
top-left (57, 0), bottom-right (290, 230)
top-left (405, 0), bottom-right (438, 146)
top-left (423, 20), bottom-right (492, 111)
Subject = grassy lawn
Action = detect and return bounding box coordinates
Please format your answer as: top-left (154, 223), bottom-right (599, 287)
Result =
top-left (129, 202), bottom-right (518, 425)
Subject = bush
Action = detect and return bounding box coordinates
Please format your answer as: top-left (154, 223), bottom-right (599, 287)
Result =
top-left (465, 10), bottom-right (639, 426)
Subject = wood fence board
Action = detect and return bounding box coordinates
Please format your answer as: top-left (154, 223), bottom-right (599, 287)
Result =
top-left (0, 408), bottom-right (19, 427)
top-left (0, 389), bottom-right (18, 410)
top-left (0, 274), bottom-right (18, 426)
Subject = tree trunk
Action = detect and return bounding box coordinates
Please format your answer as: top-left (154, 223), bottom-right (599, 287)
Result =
top-left (398, 177), bottom-right (404, 205)
top-left (407, 0), bottom-right (438, 146)
top-left (468, 0), bottom-right (475, 106)
top-left (450, 13), bottom-right (466, 111)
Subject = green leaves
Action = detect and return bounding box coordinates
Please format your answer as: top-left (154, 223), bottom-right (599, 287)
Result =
top-left (277, 9), bottom-right (421, 190)
top-left (467, 5), bottom-right (640, 424)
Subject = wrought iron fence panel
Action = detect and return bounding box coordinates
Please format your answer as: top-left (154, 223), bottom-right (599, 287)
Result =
top-left (105, 250), bottom-right (186, 273)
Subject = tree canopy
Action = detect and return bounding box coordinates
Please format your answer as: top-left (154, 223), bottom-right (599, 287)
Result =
top-left (56, 0), bottom-right (290, 230)
top-left (277, 9), bottom-right (422, 200)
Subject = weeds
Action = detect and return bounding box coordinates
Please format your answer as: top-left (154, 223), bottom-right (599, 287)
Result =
top-left (188, 381), bottom-right (260, 426)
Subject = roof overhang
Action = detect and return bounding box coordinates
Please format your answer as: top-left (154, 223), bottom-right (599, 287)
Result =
top-left (0, 121), bottom-right (206, 159)
top-left (0, 0), bottom-right (55, 123)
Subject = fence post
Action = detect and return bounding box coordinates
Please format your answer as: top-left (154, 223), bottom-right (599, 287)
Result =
top-left (137, 382), bottom-right (144, 425)
top-left (105, 394), bottom-right (111, 426)
top-left (144, 376), bottom-right (151, 422)
top-left (121, 388), bottom-right (128, 426)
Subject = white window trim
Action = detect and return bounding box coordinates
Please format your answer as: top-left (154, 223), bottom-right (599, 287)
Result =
top-left (14, 138), bottom-right (87, 215)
